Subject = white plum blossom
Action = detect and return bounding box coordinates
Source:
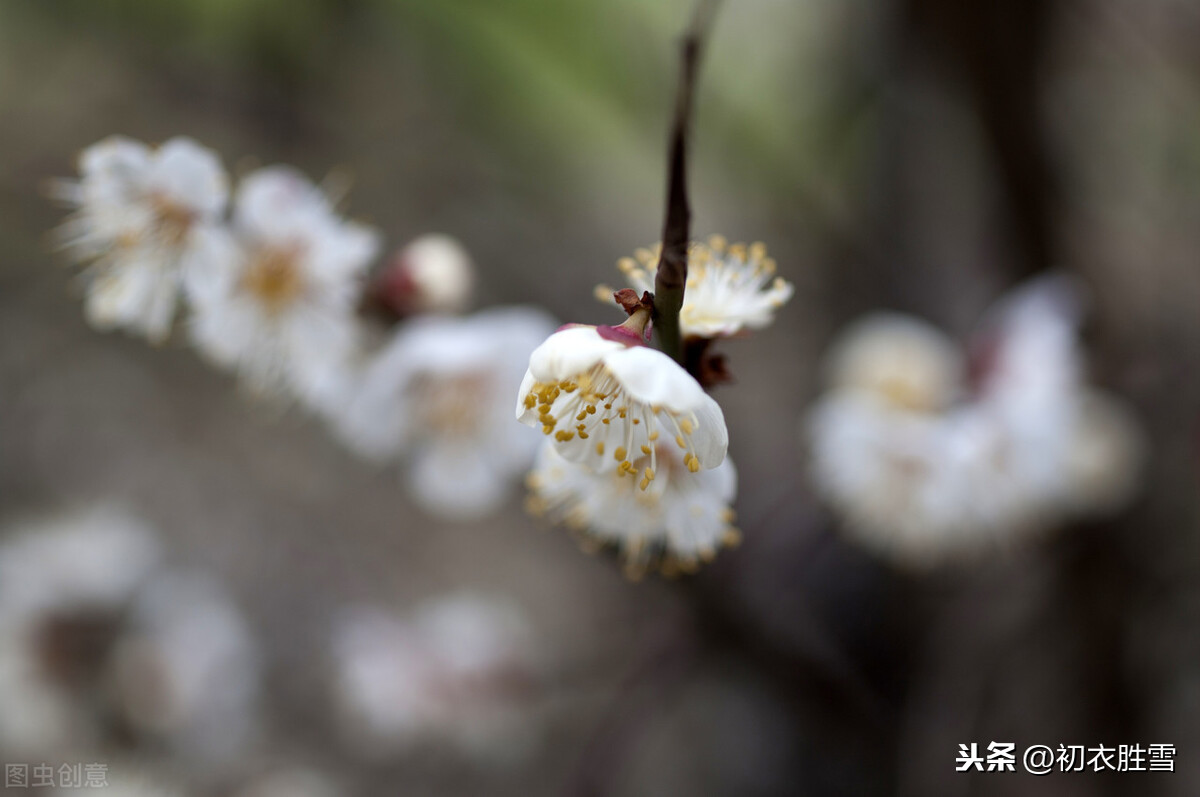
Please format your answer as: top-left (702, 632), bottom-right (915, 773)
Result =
top-left (336, 306), bottom-right (557, 520)
top-left (0, 506), bottom-right (161, 755)
top-left (188, 166), bottom-right (379, 409)
top-left (516, 311), bottom-right (728, 484)
top-left (54, 136), bottom-right (231, 342)
top-left (600, 236), bottom-right (793, 338)
top-left (0, 507), bottom-right (260, 771)
top-left (808, 391), bottom-right (1025, 564)
top-left (373, 233), bottom-right (476, 315)
top-left (819, 313), bottom-right (964, 413)
top-left (526, 440), bottom-right (740, 576)
top-left (331, 594), bottom-right (542, 760)
top-left (806, 274), bottom-right (1144, 567)
top-left (107, 571), bottom-right (260, 768)
top-left (972, 275), bottom-right (1144, 520)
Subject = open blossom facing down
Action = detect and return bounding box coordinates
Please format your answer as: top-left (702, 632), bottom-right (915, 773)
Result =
top-left (527, 440), bottom-right (739, 576)
top-left (806, 275), bottom-right (1144, 567)
top-left (54, 136), bottom-right (231, 342)
top-left (188, 166), bottom-right (379, 408)
top-left (600, 236), bottom-right (793, 338)
top-left (331, 594), bottom-right (542, 760)
top-left (336, 306), bottom-right (557, 520)
top-left (515, 310), bottom-right (728, 485)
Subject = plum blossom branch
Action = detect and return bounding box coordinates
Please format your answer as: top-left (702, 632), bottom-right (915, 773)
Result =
top-left (652, 0), bottom-right (720, 365)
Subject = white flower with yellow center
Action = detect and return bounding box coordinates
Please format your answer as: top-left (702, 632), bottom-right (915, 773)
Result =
top-left (600, 236), bottom-right (793, 338)
top-left (54, 136), bottom-right (231, 342)
top-left (806, 275), bottom-right (1144, 567)
top-left (526, 440), bottom-right (739, 576)
top-left (188, 167), bottom-right (379, 409)
top-left (819, 313), bottom-right (964, 413)
top-left (336, 306), bottom-right (557, 520)
top-left (515, 308), bottom-right (728, 485)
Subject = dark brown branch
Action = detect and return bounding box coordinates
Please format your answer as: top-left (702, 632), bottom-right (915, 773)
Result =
top-left (652, 0), bottom-right (719, 364)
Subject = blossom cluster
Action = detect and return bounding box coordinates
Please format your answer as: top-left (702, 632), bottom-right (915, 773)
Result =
top-left (0, 506), bottom-right (257, 769)
top-left (53, 138), bottom-right (799, 570)
top-left (0, 506), bottom-right (548, 785)
top-left (53, 136), bottom-right (556, 520)
top-left (805, 275), bottom-right (1144, 567)
top-left (519, 239), bottom-right (794, 576)
top-left (52, 135), bottom-right (1145, 575)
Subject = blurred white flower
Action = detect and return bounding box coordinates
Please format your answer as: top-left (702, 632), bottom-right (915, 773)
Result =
top-left (819, 313), bottom-right (963, 413)
top-left (331, 594), bottom-right (542, 760)
top-left (0, 506), bottom-right (161, 755)
top-left (188, 166), bottom-right (379, 409)
top-left (54, 136), bottom-right (231, 342)
top-left (973, 275), bottom-right (1144, 522)
top-left (336, 306), bottom-right (556, 520)
top-left (372, 233), bottom-right (475, 316)
top-left (108, 571), bottom-right (260, 768)
top-left (516, 315), bottom-right (728, 481)
top-left (527, 440), bottom-right (740, 576)
top-left (0, 507), bottom-right (261, 772)
top-left (808, 393), bottom-right (1025, 564)
top-left (806, 275), bottom-right (1144, 567)
top-left (601, 236), bottom-right (793, 338)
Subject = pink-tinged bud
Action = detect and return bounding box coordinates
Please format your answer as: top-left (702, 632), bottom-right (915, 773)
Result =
top-left (373, 234), bottom-right (474, 316)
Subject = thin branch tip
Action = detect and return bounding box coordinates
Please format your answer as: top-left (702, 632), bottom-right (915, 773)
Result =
top-left (652, 0), bottom-right (720, 366)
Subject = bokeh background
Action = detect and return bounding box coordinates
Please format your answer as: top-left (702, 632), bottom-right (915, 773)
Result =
top-left (1, 0), bottom-right (1199, 795)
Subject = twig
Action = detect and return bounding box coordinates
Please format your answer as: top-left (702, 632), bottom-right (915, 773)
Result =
top-left (652, 0), bottom-right (720, 363)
